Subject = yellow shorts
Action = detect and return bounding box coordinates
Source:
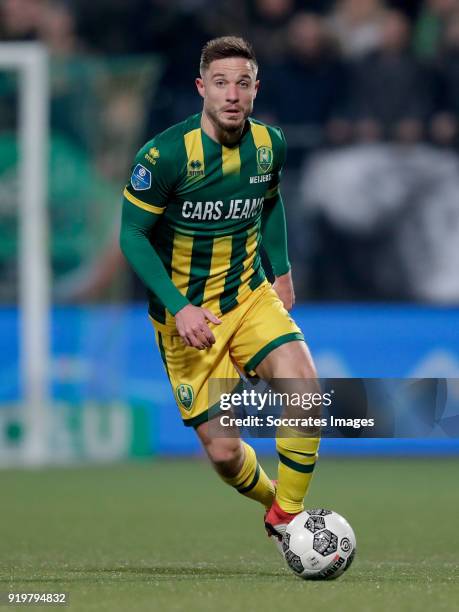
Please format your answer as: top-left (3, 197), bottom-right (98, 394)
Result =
top-left (152, 281), bottom-right (304, 428)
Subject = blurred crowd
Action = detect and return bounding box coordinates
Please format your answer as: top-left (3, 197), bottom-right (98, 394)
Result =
top-left (3, 0), bottom-right (459, 150)
top-left (3, 0), bottom-right (459, 303)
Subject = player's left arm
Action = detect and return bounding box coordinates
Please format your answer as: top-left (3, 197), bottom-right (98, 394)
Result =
top-left (261, 127), bottom-right (295, 311)
top-left (261, 192), bottom-right (294, 310)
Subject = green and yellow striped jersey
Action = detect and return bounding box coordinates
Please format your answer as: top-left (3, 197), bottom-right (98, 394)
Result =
top-left (123, 112), bottom-right (286, 328)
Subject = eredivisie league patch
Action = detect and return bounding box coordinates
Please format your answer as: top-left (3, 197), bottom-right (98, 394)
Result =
top-left (131, 163), bottom-right (152, 191)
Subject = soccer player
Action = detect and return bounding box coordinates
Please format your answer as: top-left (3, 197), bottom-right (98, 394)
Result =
top-left (120, 36), bottom-right (320, 550)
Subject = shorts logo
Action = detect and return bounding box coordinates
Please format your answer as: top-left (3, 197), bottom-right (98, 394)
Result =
top-left (131, 164), bottom-right (151, 191)
top-left (176, 384), bottom-right (194, 410)
top-left (256, 146), bottom-right (273, 174)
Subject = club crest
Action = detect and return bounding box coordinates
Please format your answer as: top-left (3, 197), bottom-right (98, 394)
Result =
top-left (256, 146), bottom-right (273, 173)
top-left (176, 384), bottom-right (194, 410)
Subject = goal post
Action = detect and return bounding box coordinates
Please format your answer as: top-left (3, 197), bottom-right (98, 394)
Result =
top-left (0, 43), bottom-right (50, 465)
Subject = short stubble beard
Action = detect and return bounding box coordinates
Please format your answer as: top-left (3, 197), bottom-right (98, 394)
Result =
top-left (205, 103), bottom-right (252, 143)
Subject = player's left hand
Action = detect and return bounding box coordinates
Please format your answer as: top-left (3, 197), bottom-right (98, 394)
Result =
top-left (272, 271), bottom-right (295, 311)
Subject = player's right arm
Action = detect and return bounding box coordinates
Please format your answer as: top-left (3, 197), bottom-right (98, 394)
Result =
top-left (120, 200), bottom-right (187, 314)
top-left (120, 142), bottom-right (220, 349)
top-left (120, 204), bottom-right (220, 348)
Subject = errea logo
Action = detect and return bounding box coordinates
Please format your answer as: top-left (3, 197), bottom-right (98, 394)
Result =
top-left (188, 159), bottom-right (204, 178)
top-left (145, 147), bottom-right (160, 164)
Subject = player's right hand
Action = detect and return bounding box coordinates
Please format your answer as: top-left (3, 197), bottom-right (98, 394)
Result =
top-left (175, 304), bottom-right (222, 349)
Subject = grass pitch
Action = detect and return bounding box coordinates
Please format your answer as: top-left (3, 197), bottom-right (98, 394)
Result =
top-left (0, 457), bottom-right (458, 612)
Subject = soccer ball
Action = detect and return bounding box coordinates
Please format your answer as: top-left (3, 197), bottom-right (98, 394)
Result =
top-left (282, 509), bottom-right (356, 580)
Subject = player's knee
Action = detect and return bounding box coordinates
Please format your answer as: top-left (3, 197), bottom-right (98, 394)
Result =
top-left (205, 439), bottom-right (243, 473)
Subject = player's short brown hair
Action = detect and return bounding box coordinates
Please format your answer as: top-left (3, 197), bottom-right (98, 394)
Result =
top-left (200, 36), bottom-right (258, 74)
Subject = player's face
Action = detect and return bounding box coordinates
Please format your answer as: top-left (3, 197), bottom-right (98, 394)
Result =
top-left (196, 57), bottom-right (259, 133)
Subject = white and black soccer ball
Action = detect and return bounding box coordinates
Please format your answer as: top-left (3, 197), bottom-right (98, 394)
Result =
top-left (282, 509), bottom-right (356, 580)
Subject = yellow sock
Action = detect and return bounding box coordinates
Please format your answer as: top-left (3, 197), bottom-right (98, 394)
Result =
top-left (276, 434), bottom-right (320, 513)
top-left (222, 441), bottom-right (275, 509)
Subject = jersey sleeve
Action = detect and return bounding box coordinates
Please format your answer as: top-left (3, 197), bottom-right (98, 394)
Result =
top-left (265, 126), bottom-right (287, 201)
top-left (123, 138), bottom-right (176, 215)
top-left (120, 136), bottom-right (190, 315)
top-left (261, 126), bottom-right (290, 276)
top-left (120, 199), bottom-right (190, 315)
